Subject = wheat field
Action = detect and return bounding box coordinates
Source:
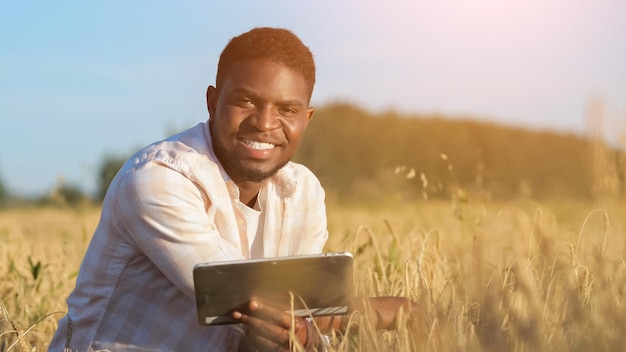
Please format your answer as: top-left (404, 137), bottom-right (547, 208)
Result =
top-left (1, 197), bottom-right (625, 351)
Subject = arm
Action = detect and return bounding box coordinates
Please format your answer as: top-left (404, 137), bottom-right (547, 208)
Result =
top-left (115, 163), bottom-right (245, 300)
top-left (233, 296), bottom-right (417, 351)
top-left (315, 296), bottom-right (418, 333)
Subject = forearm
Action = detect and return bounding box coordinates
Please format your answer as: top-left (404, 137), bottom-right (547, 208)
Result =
top-left (118, 166), bottom-right (245, 299)
top-left (313, 315), bottom-right (346, 334)
top-left (314, 296), bottom-right (416, 334)
top-left (362, 296), bottom-right (416, 330)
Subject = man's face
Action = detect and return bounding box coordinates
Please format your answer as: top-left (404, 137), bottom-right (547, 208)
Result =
top-left (207, 59), bottom-right (314, 184)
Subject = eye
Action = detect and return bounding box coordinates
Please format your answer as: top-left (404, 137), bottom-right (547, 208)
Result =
top-left (233, 97), bottom-right (255, 108)
top-left (278, 105), bottom-right (298, 116)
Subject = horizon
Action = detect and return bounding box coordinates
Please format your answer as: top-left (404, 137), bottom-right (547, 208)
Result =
top-left (1, 102), bottom-right (617, 200)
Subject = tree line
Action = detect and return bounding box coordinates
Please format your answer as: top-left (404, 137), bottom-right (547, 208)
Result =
top-left (1, 102), bottom-right (623, 208)
top-left (294, 103), bottom-right (624, 203)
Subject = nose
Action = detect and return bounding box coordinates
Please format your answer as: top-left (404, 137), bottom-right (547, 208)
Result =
top-left (249, 104), bottom-right (280, 131)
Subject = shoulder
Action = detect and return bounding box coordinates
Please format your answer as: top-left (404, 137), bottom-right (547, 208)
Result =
top-left (106, 123), bottom-right (222, 198)
top-left (123, 122), bottom-right (218, 177)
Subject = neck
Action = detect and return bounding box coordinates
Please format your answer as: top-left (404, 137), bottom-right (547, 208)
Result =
top-left (236, 180), bottom-right (263, 207)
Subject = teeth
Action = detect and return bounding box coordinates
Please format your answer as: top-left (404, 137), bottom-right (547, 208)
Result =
top-left (242, 138), bottom-right (275, 150)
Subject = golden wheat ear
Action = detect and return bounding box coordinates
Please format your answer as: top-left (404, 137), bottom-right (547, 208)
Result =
top-left (0, 299), bottom-right (32, 352)
top-left (0, 299), bottom-right (16, 350)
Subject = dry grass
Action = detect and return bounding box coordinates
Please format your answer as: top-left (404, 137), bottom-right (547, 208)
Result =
top-left (324, 198), bottom-right (626, 351)
top-left (0, 207), bottom-right (98, 351)
top-left (0, 198), bottom-right (625, 351)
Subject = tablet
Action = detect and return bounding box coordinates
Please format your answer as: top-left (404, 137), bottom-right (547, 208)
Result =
top-left (193, 252), bottom-right (354, 325)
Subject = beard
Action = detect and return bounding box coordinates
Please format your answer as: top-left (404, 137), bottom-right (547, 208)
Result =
top-left (209, 119), bottom-right (290, 183)
top-left (220, 156), bottom-right (288, 183)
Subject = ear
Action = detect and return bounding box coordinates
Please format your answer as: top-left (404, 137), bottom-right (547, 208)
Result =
top-left (304, 106), bottom-right (315, 126)
top-left (206, 86), bottom-right (218, 118)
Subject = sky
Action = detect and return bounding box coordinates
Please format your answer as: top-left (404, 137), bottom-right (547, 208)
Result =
top-left (1, 0), bottom-right (625, 196)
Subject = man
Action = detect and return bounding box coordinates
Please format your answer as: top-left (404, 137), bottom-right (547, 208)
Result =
top-left (50, 27), bottom-right (413, 352)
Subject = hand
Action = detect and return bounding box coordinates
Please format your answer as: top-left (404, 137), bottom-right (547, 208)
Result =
top-left (232, 300), bottom-right (311, 352)
top-left (363, 296), bottom-right (418, 330)
top-left (336, 296), bottom-right (418, 333)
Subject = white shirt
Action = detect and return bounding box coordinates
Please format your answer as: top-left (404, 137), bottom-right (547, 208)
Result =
top-left (49, 121), bottom-right (328, 352)
top-left (236, 195), bottom-right (265, 259)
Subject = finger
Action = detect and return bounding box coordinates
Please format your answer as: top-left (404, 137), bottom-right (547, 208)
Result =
top-left (237, 309), bottom-right (310, 350)
top-left (239, 313), bottom-right (290, 345)
top-left (248, 300), bottom-right (293, 328)
top-left (246, 331), bottom-right (290, 352)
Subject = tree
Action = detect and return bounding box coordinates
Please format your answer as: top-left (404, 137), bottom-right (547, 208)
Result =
top-left (96, 156), bottom-right (127, 201)
top-left (0, 175), bottom-right (7, 207)
top-left (50, 183), bottom-right (88, 207)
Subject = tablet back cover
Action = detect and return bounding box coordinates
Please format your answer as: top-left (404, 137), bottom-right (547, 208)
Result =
top-left (193, 253), bottom-right (353, 325)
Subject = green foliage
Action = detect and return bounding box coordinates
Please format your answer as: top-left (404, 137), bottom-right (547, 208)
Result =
top-left (27, 256), bottom-right (43, 281)
top-left (96, 156), bottom-right (127, 201)
top-left (0, 176), bottom-right (7, 208)
top-left (295, 102), bottom-right (604, 202)
top-left (54, 184), bottom-right (87, 207)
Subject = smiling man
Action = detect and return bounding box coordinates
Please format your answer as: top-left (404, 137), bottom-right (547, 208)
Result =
top-left (50, 27), bottom-right (413, 352)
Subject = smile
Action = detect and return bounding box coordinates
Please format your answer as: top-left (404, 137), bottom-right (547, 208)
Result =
top-left (241, 138), bottom-right (276, 150)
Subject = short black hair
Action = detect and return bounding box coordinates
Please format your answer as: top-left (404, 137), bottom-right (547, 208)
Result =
top-left (216, 27), bottom-right (316, 101)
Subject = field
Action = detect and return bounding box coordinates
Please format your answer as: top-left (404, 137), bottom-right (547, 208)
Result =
top-left (1, 197), bottom-right (625, 351)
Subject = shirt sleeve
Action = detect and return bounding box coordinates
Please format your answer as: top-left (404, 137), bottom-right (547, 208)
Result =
top-left (114, 161), bottom-right (244, 300)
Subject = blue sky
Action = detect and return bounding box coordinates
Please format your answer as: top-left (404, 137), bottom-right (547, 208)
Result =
top-left (1, 0), bottom-right (625, 196)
